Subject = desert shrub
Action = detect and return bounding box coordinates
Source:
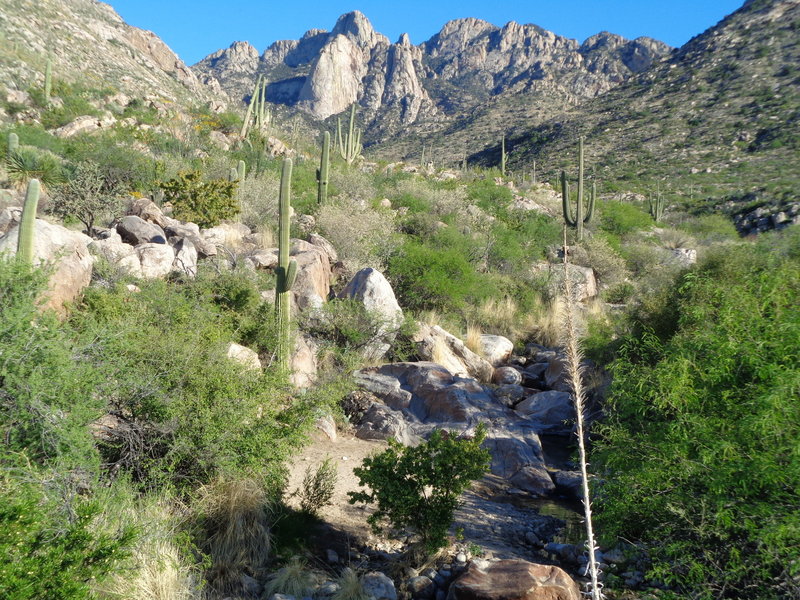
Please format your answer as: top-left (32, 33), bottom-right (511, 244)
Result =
top-left (64, 136), bottom-right (155, 192)
top-left (677, 213), bottom-right (739, 242)
top-left (466, 178), bottom-right (514, 211)
top-left (349, 425), bottom-right (490, 553)
top-left (49, 161), bottom-right (125, 233)
top-left (389, 178), bottom-right (467, 216)
top-left (594, 229), bottom-right (800, 599)
top-left (387, 239), bottom-right (492, 313)
top-left (598, 200), bottom-right (653, 236)
top-left (237, 171), bottom-right (281, 231)
top-left (316, 197), bottom-right (398, 272)
top-left (571, 236), bottom-right (630, 288)
top-left (0, 259), bottom-right (102, 471)
top-left (160, 171), bottom-right (239, 228)
top-left (329, 167), bottom-right (377, 204)
top-left (72, 274), bottom-right (313, 491)
top-left (0, 463), bottom-right (134, 599)
top-left (298, 458), bottom-right (337, 515)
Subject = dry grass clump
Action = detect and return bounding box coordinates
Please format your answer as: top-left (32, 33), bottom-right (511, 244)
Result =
top-left (264, 556), bottom-right (317, 598)
top-left (527, 297), bottom-right (566, 348)
top-left (97, 495), bottom-right (201, 600)
top-left (332, 568), bottom-right (369, 600)
top-left (194, 477), bottom-right (272, 595)
top-left (465, 323), bottom-right (483, 356)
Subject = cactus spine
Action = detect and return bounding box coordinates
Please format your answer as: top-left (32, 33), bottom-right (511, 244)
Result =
top-left (317, 131), bottom-right (330, 205)
top-left (44, 57), bottom-right (52, 105)
top-left (8, 132), bottom-right (19, 157)
top-left (276, 158), bottom-right (297, 371)
top-left (561, 137), bottom-right (595, 242)
top-left (500, 135), bottom-right (506, 176)
top-left (336, 103), bottom-right (362, 165)
top-left (17, 179), bottom-right (40, 263)
top-left (648, 192), bottom-right (665, 222)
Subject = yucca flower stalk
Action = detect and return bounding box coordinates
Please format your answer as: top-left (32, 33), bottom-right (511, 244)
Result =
top-left (561, 227), bottom-right (603, 600)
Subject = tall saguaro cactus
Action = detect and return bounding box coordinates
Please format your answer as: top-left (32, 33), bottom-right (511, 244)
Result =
top-left (336, 103), bottom-right (362, 165)
top-left (317, 131), bottom-right (330, 205)
top-left (17, 179), bottom-right (40, 264)
top-left (648, 193), bottom-right (665, 222)
top-left (561, 136), bottom-right (595, 242)
top-left (276, 158), bottom-right (298, 371)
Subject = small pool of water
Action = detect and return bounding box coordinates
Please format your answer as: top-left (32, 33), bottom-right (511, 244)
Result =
top-left (512, 495), bottom-right (586, 546)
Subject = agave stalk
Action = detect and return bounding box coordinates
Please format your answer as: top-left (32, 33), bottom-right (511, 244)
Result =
top-left (500, 134), bottom-right (506, 176)
top-left (561, 226), bottom-right (603, 600)
top-left (240, 75), bottom-right (263, 139)
top-left (276, 158), bottom-right (297, 371)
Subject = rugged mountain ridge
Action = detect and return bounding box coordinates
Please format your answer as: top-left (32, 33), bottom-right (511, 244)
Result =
top-left (193, 11), bottom-right (670, 144)
top-left (502, 0), bottom-right (800, 211)
top-left (0, 0), bottom-right (221, 106)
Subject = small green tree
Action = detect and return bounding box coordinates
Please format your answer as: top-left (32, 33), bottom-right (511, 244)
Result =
top-left (348, 424), bottom-right (490, 553)
top-left (49, 161), bottom-right (124, 234)
top-left (160, 171), bottom-right (238, 228)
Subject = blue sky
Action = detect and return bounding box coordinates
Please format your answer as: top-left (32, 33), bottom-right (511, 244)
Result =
top-left (110, 0), bottom-right (746, 65)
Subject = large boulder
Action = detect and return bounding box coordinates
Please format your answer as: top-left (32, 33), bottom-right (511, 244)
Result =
top-left (290, 239), bottom-right (331, 311)
top-left (290, 334), bottom-right (318, 388)
top-left (413, 324), bottom-right (494, 382)
top-left (136, 243), bottom-right (175, 279)
top-left (201, 222), bottom-right (250, 249)
top-left (226, 342), bottom-right (262, 371)
top-left (355, 403), bottom-right (417, 446)
top-left (117, 215), bottom-right (167, 245)
top-left (127, 197), bottom-right (168, 228)
top-left (0, 205), bottom-right (22, 235)
top-left (361, 572), bottom-right (397, 600)
top-left (480, 334), bottom-right (514, 367)
top-left (447, 560), bottom-right (580, 600)
top-left (0, 219), bottom-right (94, 315)
top-left (338, 267), bottom-right (403, 360)
top-left (164, 220), bottom-right (217, 258)
top-left (172, 238), bottom-right (198, 277)
top-left (515, 391), bottom-right (575, 435)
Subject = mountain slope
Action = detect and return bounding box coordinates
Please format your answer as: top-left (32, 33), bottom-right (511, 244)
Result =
top-left (0, 0), bottom-right (220, 106)
top-left (505, 0), bottom-right (800, 213)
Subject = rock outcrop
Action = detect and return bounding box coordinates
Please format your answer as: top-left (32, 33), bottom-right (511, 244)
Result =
top-left (447, 559), bottom-right (580, 600)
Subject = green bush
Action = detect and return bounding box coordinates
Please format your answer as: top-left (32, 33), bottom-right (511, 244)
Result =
top-left (160, 170), bottom-right (239, 228)
top-left (594, 230), bottom-right (800, 599)
top-left (387, 240), bottom-right (491, 312)
top-left (0, 259), bottom-right (102, 471)
top-left (49, 161), bottom-right (124, 233)
top-left (349, 425), bottom-right (490, 553)
top-left (72, 272), bottom-right (312, 491)
top-left (0, 467), bottom-right (134, 599)
top-left (598, 200), bottom-right (653, 236)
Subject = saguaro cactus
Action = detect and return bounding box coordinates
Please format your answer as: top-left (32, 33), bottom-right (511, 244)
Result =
top-left (561, 136), bottom-right (595, 242)
top-left (336, 103), bottom-right (362, 165)
top-left (237, 160), bottom-right (246, 181)
top-left (648, 193), bottom-right (665, 222)
top-left (17, 179), bottom-right (40, 263)
top-left (276, 158), bottom-right (297, 371)
top-left (8, 132), bottom-right (19, 157)
top-left (317, 131), bottom-right (330, 205)
top-left (240, 75), bottom-right (271, 138)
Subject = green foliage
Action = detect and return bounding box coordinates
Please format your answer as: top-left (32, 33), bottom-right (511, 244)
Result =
top-left (598, 200), bottom-right (653, 236)
top-left (348, 425), bottom-right (490, 553)
top-left (6, 146), bottom-right (64, 187)
top-left (0, 465), bottom-right (134, 599)
top-left (49, 161), bottom-right (124, 233)
top-left (388, 239), bottom-right (491, 312)
top-left (298, 458), bottom-right (337, 515)
top-left (0, 259), bottom-right (103, 471)
top-left (160, 170), bottom-right (239, 228)
top-left (72, 270), bottom-right (313, 491)
top-left (677, 213), bottom-right (739, 242)
top-left (594, 230), bottom-right (800, 599)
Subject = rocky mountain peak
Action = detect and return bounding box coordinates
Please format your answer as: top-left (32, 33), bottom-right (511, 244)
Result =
top-left (330, 11), bottom-right (389, 50)
top-left (397, 33), bottom-right (412, 47)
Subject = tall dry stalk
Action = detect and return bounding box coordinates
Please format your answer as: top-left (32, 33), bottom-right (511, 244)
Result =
top-left (561, 228), bottom-right (603, 600)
